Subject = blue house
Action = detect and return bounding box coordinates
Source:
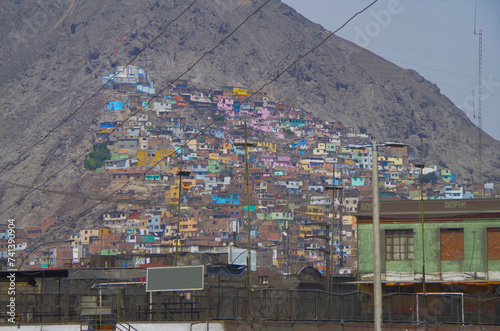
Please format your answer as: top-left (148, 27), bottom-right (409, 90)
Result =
top-left (212, 194), bottom-right (240, 205)
top-left (100, 122), bottom-right (116, 128)
top-left (193, 164), bottom-right (208, 180)
top-left (351, 177), bottom-right (365, 187)
top-left (330, 178), bottom-right (342, 186)
top-left (308, 185), bottom-right (324, 192)
top-left (214, 130), bottom-right (224, 138)
top-left (147, 215), bottom-right (163, 233)
top-left (108, 101), bottom-right (123, 110)
top-left (145, 174), bottom-right (160, 181)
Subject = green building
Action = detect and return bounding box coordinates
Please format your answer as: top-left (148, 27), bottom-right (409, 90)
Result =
top-left (356, 198), bottom-right (500, 286)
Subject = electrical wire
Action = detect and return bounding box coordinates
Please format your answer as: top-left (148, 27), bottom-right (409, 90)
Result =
top-left (0, 140), bottom-right (431, 216)
top-left (0, 178), bottom-right (167, 208)
top-left (0, 0), bottom-right (273, 217)
top-left (382, 56), bottom-right (475, 79)
top-left (0, 0), bottom-right (379, 226)
top-left (0, 0), bottom-right (199, 177)
top-left (336, 30), bottom-right (500, 67)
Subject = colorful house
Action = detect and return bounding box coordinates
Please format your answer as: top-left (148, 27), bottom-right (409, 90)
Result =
top-left (108, 101), bottom-right (123, 110)
top-left (212, 194), bottom-right (240, 205)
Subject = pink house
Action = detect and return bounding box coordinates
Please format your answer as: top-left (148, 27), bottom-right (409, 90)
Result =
top-left (257, 107), bottom-right (276, 119)
top-left (277, 155), bottom-right (291, 162)
top-left (262, 157), bottom-right (274, 166)
top-left (272, 161), bottom-right (294, 168)
top-left (217, 98), bottom-right (233, 112)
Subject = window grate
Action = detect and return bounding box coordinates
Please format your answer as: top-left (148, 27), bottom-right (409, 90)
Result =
top-left (386, 229), bottom-right (414, 261)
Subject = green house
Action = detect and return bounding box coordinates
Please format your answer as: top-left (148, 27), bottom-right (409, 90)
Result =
top-left (356, 198), bottom-right (500, 286)
top-left (101, 249), bottom-right (118, 256)
top-left (208, 159), bottom-right (221, 173)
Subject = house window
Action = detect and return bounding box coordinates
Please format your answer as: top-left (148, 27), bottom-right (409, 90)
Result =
top-left (440, 228), bottom-right (464, 261)
top-left (385, 229), bottom-right (413, 261)
top-left (487, 228), bottom-right (500, 260)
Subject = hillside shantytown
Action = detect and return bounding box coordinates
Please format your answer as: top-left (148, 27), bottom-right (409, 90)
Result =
top-left (4, 65), bottom-right (495, 276)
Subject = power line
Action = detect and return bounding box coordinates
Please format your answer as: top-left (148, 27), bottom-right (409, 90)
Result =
top-left (0, 178), bottom-right (167, 208)
top-left (0, 0), bottom-right (379, 222)
top-left (0, 0), bottom-right (274, 217)
top-left (0, 0), bottom-right (199, 178)
top-left (336, 31), bottom-right (500, 67)
top-left (383, 56), bottom-right (475, 79)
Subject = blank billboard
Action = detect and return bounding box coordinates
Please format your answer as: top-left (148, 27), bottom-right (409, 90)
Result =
top-left (146, 265), bottom-right (204, 292)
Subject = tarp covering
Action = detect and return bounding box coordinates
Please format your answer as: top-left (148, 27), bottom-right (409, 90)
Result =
top-left (207, 264), bottom-right (246, 277)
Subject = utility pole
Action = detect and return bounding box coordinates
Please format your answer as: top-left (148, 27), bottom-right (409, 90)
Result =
top-left (326, 167), bottom-right (343, 278)
top-left (175, 152), bottom-right (190, 266)
top-left (414, 138), bottom-right (426, 295)
top-left (338, 186), bottom-right (344, 270)
top-left (370, 141), bottom-right (407, 331)
top-left (286, 220), bottom-right (291, 275)
top-left (372, 141), bottom-right (382, 331)
top-left (305, 223), bottom-right (331, 292)
top-left (347, 141), bottom-right (406, 331)
top-left (234, 116), bottom-right (255, 319)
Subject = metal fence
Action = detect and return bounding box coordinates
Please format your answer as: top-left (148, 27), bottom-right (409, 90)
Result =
top-left (1, 286), bottom-right (500, 325)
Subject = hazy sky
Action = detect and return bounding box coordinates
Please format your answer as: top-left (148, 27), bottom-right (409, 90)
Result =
top-left (282, 0), bottom-right (500, 140)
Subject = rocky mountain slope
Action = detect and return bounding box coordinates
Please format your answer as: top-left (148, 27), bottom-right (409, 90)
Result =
top-left (0, 0), bottom-right (498, 232)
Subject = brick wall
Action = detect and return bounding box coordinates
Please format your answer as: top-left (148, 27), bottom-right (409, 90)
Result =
top-left (440, 228), bottom-right (464, 261)
top-left (487, 228), bottom-right (500, 260)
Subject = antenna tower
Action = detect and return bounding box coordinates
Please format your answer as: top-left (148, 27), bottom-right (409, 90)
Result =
top-left (477, 29), bottom-right (482, 163)
top-left (474, 0), bottom-right (482, 169)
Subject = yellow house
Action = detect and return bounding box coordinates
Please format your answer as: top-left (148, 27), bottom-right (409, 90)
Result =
top-left (98, 228), bottom-right (111, 236)
top-left (137, 148), bottom-right (175, 167)
top-left (300, 224), bottom-right (313, 238)
top-left (306, 205), bottom-right (324, 222)
top-left (181, 178), bottom-right (196, 189)
top-left (258, 141), bottom-right (277, 153)
top-left (233, 87), bottom-right (249, 95)
top-left (166, 184), bottom-right (180, 204)
top-left (136, 219), bottom-right (147, 229)
top-left (209, 153), bottom-right (231, 163)
top-left (180, 217), bottom-right (198, 237)
top-left (352, 147), bottom-right (369, 154)
top-left (298, 160), bottom-right (312, 172)
top-left (387, 156), bottom-right (403, 165)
